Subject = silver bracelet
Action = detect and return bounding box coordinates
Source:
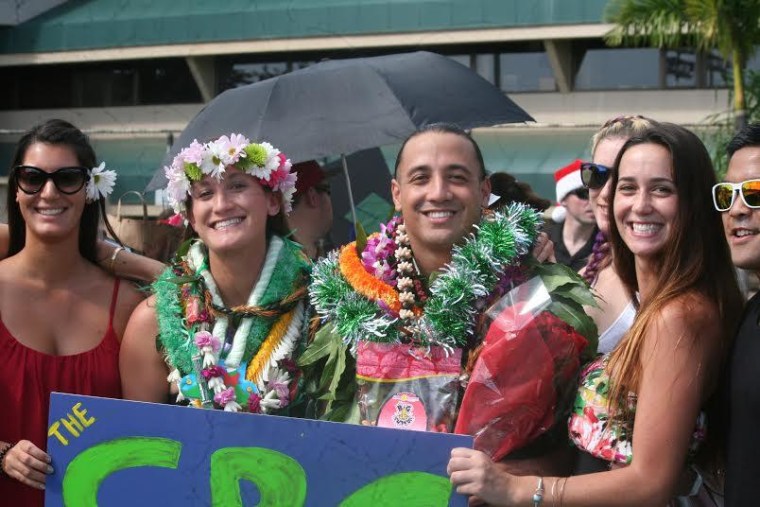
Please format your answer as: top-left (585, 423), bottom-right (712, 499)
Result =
top-left (533, 476), bottom-right (545, 507)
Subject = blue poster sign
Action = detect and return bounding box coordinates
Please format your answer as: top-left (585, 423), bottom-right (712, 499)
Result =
top-left (45, 393), bottom-right (471, 506)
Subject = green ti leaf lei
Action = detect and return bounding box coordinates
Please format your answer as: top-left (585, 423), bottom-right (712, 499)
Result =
top-left (154, 236), bottom-right (311, 375)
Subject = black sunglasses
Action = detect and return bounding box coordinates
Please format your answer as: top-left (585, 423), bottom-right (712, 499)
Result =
top-left (568, 188), bottom-right (589, 200)
top-left (580, 162), bottom-right (613, 190)
top-left (14, 165), bottom-right (89, 195)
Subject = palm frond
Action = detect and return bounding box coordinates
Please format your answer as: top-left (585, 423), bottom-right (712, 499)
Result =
top-left (605, 0), bottom-right (694, 48)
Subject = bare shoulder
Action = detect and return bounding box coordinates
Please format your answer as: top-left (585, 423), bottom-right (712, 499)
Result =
top-left (645, 292), bottom-right (722, 363)
top-left (128, 295), bottom-right (159, 325)
top-left (655, 293), bottom-right (720, 338)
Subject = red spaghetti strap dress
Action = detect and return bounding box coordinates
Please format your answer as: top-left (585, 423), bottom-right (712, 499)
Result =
top-left (0, 279), bottom-right (123, 506)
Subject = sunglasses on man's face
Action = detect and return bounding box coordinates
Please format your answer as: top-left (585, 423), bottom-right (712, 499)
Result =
top-left (712, 179), bottom-right (760, 211)
top-left (13, 165), bottom-right (89, 195)
top-left (568, 188), bottom-right (589, 200)
top-left (580, 162), bottom-right (613, 190)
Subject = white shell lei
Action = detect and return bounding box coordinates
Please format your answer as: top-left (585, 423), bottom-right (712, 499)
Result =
top-left (187, 236), bottom-right (284, 369)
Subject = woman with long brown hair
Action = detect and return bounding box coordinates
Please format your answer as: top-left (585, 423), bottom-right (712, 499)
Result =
top-left (448, 122), bottom-right (743, 506)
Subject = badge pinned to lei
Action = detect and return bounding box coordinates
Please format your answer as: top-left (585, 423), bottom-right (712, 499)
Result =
top-left (309, 203), bottom-right (572, 351)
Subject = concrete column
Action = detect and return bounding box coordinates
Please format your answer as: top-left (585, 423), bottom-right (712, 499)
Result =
top-left (186, 56), bottom-right (216, 103)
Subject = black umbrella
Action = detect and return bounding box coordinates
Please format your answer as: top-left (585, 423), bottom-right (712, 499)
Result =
top-left (148, 51), bottom-right (533, 220)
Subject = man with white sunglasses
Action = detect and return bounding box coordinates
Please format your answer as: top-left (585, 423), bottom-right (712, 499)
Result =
top-left (718, 122), bottom-right (760, 507)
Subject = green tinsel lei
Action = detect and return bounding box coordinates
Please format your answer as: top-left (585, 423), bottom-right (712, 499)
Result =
top-left (154, 236), bottom-right (311, 375)
top-left (309, 203), bottom-right (543, 350)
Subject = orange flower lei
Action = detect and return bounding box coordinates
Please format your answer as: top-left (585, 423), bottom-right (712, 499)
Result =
top-left (338, 242), bottom-right (402, 314)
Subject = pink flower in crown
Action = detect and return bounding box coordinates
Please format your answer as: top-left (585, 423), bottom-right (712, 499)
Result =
top-left (267, 154), bottom-right (292, 188)
top-left (221, 133), bottom-right (249, 165)
top-left (248, 393), bottom-right (262, 413)
top-left (179, 140), bottom-right (205, 167)
top-left (194, 330), bottom-right (220, 352)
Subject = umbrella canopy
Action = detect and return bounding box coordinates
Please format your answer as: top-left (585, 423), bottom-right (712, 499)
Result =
top-left (148, 51), bottom-right (532, 191)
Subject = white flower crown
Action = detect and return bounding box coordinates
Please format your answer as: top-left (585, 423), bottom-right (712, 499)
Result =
top-left (163, 134), bottom-right (296, 215)
top-left (86, 162), bottom-right (117, 203)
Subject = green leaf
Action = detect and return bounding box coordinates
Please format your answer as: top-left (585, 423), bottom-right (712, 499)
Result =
top-left (326, 344), bottom-right (348, 401)
top-left (553, 283), bottom-right (598, 308)
top-left (355, 221), bottom-right (368, 255)
top-left (297, 323), bottom-right (338, 366)
top-left (534, 262), bottom-right (586, 293)
top-left (174, 237), bottom-right (193, 261)
top-left (548, 299), bottom-right (599, 354)
top-left (319, 349), bottom-right (339, 396)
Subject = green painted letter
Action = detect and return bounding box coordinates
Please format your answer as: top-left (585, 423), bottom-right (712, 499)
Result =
top-left (62, 437), bottom-right (182, 506)
top-left (341, 472), bottom-right (453, 507)
top-left (210, 447), bottom-right (307, 506)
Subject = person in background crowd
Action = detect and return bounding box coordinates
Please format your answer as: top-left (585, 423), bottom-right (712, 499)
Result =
top-left (488, 171), bottom-right (551, 212)
top-left (547, 160), bottom-right (598, 271)
top-left (142, 209), bottom-right (185, 263)
top-left (120, 134), bottom-right (312, 417)
top-left (0, 119), bottom-right (143, 505)
top-left (580, 115), bottom-right (656, 354)
top-left (718, 123), bottom-right (760, 506)
top-left (448, 122), bottom-right (743, 506)
top-left (285, 160), bottom-right (334, 259)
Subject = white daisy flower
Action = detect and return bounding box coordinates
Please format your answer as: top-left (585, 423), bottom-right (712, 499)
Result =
top-left (86, 162), bottom-right (117, 202)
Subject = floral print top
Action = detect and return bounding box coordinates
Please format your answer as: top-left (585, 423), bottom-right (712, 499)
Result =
top-left (568, 357), bottom-right (634, 464)
top-left (568, 356), bottom-right (706, 465)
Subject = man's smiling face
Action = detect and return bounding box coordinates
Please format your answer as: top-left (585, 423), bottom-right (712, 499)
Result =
top-left (722, 146), bottom-right (760, 272)
top-left (391, 131), bottom-right (490, 259)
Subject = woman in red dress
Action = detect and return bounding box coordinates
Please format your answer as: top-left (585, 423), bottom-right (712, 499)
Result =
top-left (0, 119), bottom-right (143, 505)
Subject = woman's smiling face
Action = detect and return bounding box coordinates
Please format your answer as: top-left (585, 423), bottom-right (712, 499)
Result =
top-left (613, 142), bottom-right (678, 262)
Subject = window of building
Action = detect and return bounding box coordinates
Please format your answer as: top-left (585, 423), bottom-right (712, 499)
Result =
top-left (575, 48), bottom-right (660, 90)
top-left (664, 49), bottom-right (697, 88)
top-left (499, 51), bottom-right (556, 92)
top-left (0, 59), bottom-right (201, 110)
top-left (218, 60), bottom-right (316, 92)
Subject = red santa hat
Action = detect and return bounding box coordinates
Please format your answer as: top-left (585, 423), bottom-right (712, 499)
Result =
top-left (552, 160), bottom-right (583, 222)
top-left (551, 159), bottom-right (584, 223)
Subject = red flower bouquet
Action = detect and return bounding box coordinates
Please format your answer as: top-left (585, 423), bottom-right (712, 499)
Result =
top-left (454, 275), bottom-right (592, 461)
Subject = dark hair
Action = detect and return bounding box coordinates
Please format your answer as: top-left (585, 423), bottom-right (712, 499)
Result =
top-left (7, 119), bottom-right (111, 262)
top-left (394, 123), bottom-right (486, 180)
top-left (488, 171), bottom-right (550, 211)
top-left (606, 123), bottom-right (743, 469)
top-left (727, 122), bottom-right (760, 157)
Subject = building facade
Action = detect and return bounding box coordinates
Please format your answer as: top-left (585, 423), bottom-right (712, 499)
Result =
top-left (0, 0), bottom-right (752, 231)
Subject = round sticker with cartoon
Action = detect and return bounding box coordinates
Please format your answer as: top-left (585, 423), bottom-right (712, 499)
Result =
top-left (377, 392), bottom-right (428, 431)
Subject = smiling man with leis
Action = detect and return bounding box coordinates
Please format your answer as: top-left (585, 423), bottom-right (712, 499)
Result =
top-left (300, 124), bottom-right (596, 475)
top-left (120, 133), bottom-right (311, 415)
